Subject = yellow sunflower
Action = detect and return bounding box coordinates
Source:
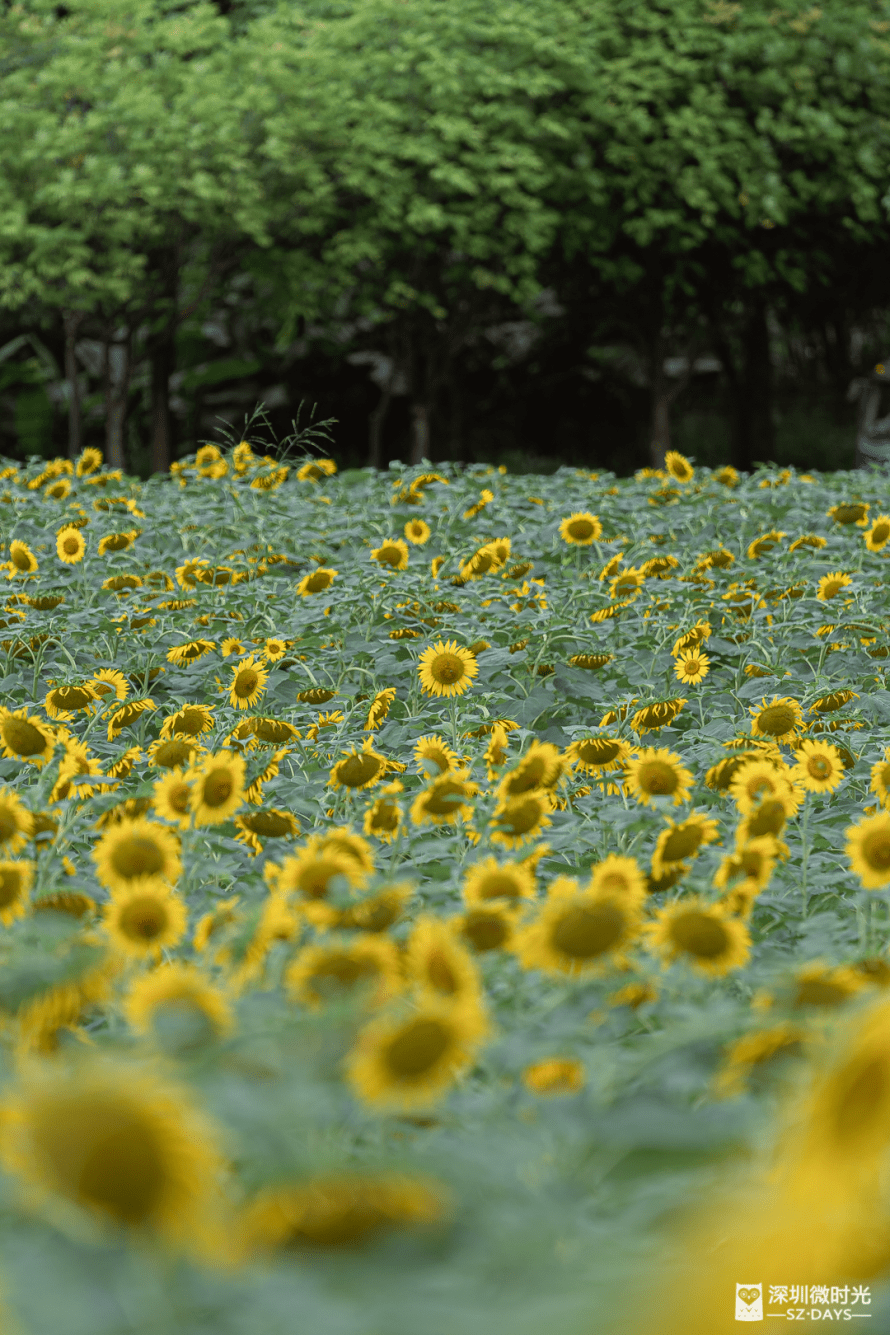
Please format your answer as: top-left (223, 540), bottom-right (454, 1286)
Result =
top-left (646, 899), bottom-right (751, 976)
top-left (124, 963), bottom-right (232, 1043)
top-left (458, 903), bottom-right (519, 952)
top-left (75, 446), bottom-right (103, 476)
top-left (588, 854), bottom-right (648, 903)
top-left (828, 502), bottom-right (869, 526)
top-left (151, 768), bottom-right (193, 829)
top-left (146, 736), bottom-right (204, 770)
top-left (673, 648), bottom-right (710, 684)
top-left (329, 740), bottom-right (388, 791)
top-left (846, 812), bottom-right (890, 889)
top-left (44, 682), bottom-right (99, 720)
top-left (89, 668), bottom-right (129, 702)
top-left (791, 739), bottom-right (846, 795)
top-left (365, 687), bottom-right (396, 731)
top-left (0, 859), bottom-right (34, 925)
top-left (869, 751), bottom-right (890, 808)
top-left (737, 795), bottom-right (795, 843)
top-left (496, 741), bottom-right (564, 799)
top-left (566, 734), bottom-right (632, 776)
top-left (864, 514), bottom-right (890, 552)
top-left (370, 539), bottom-right (409, 571)
top-left (238, 1173), bottom-right (446, 1255)
top-left (159, 704), bottom-right (215, 740)
top-left (651, 813), bottom-right (719, 876)
top-left (346, 997), bottom-right (489, 1112)
top-left (522, 1058), bottom-right (585, 1097)
top-left (404, 518), bottom-right (431, 545)
top-left (411, 772), bottom-right (478, 827)
top-left (671, 621), bottom-right (712, 656)
top-left (462, 856), bottom-right (536, 906)
top-left (0, 1064), bottom-right (223, 1245)
top-left (104, 886), bottom-right (188, 959)
top-left (105, 697), bottom-right (155, 741)
top-left (413, 734), bottom-right (460, 776)
top-left (226, 656), bottom-right (268, 709)
top-left (93, 817), bottom-right (182, 894)
top-left (297, 567), bottom-right (338, 596)
top-left (417, 640), bottom-right (478, 698)
top-left (713, 836), bottom-right (779, 891)
top-left (405, 915), bottom-right (483, 1004)
top-left (664, 450), bottom-right (694, 482)
top-left (558, 512), bottom-right (602, 545)
top-left (8, 540), bottom-right (38, 575)
top-left (749, 696), bottom-right (804, 741)
top-left (285, 936), bottom-right (402, 1010)
top-left (55, 527), bottom-right (86, 564)
top-left (490, 791), bottom-right (553, 847)
top-left (515, 878), bottom-right (641, 977)
top-left (816, 571), bottom-right (852, 602)
top-left (729, 760), bottom-right (798, 814)
top-left (361, 785), bottom-right (403, 843)
top-left (0, 787), bottom-right (33, 853)
top-left (186, 752), bottom-right (246, 826)
top-left (0, 709), bottom-right (56, 769)
top-left (715, 1023), bottom-right (806, 1098)
top-left (624, 747), bottom-right (693, 807)
top-left (275, 840), bottom-right (367, 901)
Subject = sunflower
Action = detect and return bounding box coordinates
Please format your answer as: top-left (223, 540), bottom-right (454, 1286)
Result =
top-left (411, 772), bottom-right (478, 826)
top-left (847, 812), bottom-right (890, 889)
top-left (152, 768), bottom-right (193, 829)
top-left (729, 760), bottom-right (796, 814)
top-left (226, 656), bottom-right (269, 710)
top-left (106, 697), bottom-right (155, 741)
top-left (346, 997), bottom-right (489, 1112)
top-left (124, 963), bottom-right (232, 1043)
top-left (828, 502), bottom-right (869, 526)
top-left (490, 791), bottom-right (553, 847)
top-left (55, 527), bottom-right (86, 564)
top-left (715, 1024), bottom-right (806, 1098)
top-left (238, 1173), bottom-right (446, 1254)
top-left (370, 539), bottom-right (409, 571)
top-left (413, 734), bottom-right (459, 776)
top-left (864, 515), bottom-right (890, 552)
top-left (404, 519), bottom-right (431, 546)
top-left (329, 739), bottom-right (388, 791)
top-left (220, 637), bottom-right (246, 658)
top-left (651, 813), bottom-right (719, 877)
top-left (624, 747), bottom-right (693, 807)
top-left (522, 1058), bottom-right (585, 1097)
top-left (417, 640), bottom-right (478, 698)
top-left (810, 688), bottom-right (858, 716)
top-left (93, 817), bottom-right (182, 894)
top-left (106, 746), bottom-right (143, 779)
top-left (234, 808), bottom-right (300, 855)
top-left (792, 962), bottom-right (864, 1009)
top-left (275, 841), bottom-right (367, 901)
top-left (749, 696), bottom-right (804, 741)
top-left (565, 734), bottom-right (632, 776)
top-left (0, 708), bottom-right (56, 768)
top-left (664, 450), bottom-right (694, 482)
top-left (673, 648), bottom-right (710, 684)
top-left (159, 704), bottom-right (215, 739)
top-left (791, 739), bottom-right (845, 795)
top-left (458, 903), bottom-right (519, 953)
top-left (365, 687), bottom-right (396, 731)
top-left (285, 937), bottom-right (402, 1009)
top-left (746, 530), bottom-right (786, 559)
top-left (8, 540), bottom-right (38, 575)
top-left (462, 856), bottom-right (536, 906)
top-left (587, 854), bottom-right (648, 904)
top-left (75, 447), bottom-right (103, 476)
top-left (515, 878), bottom-right (641, 977)
top-left (252, 716), bottom-right (300, 745)
top-left (146, 736), bottom-right (204, 770)
top-left (331, 883), bottom-right (413, 934)
top-left (104, 886), bottom-right (188, 959)
top-left (89, 668), bottom-right (129, 702)
top-left (713, 836), bottom-right (779, 891)
top-left (608, 567), bottom-right (646, 601)
top-left (567, 652), bottom-right (613, 671)
top-left (496, 741), bottom-right (563, 799)
top-left (0, 1064), bottom-right (223, 1244)
top-left (0, 788), bottom-right (33, 853)
top-left (406, 916), bottom-right (483, 1003)
top-left (297, 567), bottom-right (338, 596)
top-left (870, 751), bottom-right (890, 808)
top-left (186, 752), bottom-right (246, 826)
top-left (816, 571), bottom-right (852, 602)
top-left (44, 682), bottom-right (98, 719)
top-left (647, 899), bottom-right (751, 976)
top-left (362, 785), bottom-right (403, 843)
top-left (0, 859), bottom-right (34, 925)
top-left (630, 698), bottom-right (687, 734)
top-left (558, 512), bottom-right (602, 545)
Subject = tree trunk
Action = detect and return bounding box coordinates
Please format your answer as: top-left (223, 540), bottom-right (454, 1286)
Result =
top-left (63, 311), bottom-right (83, 460)
top-left (741, 297), bottom-right (775, 466)
top-left (368, 385), bottom-right (392, 470)
top-left (705, 305), bottom-right (749, 472)
top-left (410, 401), bottom-right (430, 466)
top-left (648, 328), bottom-right (698, 469)
top-left (104, 331), bottom-right (132, 471)
top-left (150, 334), bottom-right (174, 474)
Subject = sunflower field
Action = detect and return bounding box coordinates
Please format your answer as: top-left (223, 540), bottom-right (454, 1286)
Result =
top-left (3, 442), bottom-right (890, 1332)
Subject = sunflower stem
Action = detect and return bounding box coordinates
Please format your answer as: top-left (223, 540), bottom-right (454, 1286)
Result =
top-left (800, 797), bottom-right (810, 915)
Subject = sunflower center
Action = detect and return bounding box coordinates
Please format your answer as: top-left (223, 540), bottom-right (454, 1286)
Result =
top-left (169, 784), bottom-right (191, 814)
top-left (569, 519), bottom-right (594, 539)
top-left (576, 739), bottom-right (621, 766)
top-left (62, 536), bottom-right (80, 554)
top-left (111, 837), bottom-right (165, 879)
top-left (747, 800), bottom-right (787, 837)
top-left (637, 761), bottom-right (678, 795)
top-left (202, 772), bottom-right (233, 807)
top-left (118, 897), bottom-right (169, 940)
top-left (298, 859), bottom-right (343, 899)
top-left (154, 740), bottom-right (192, 768)
top-left (498, 797), bottom-right (543, 835)
top-left (807, 757), bottom-right (831, 779)
top-left (670, 911), bottom-right (728, 959)
top-left (426, 949), bottom-right (459, 994)
top-left (313, 954), bottom-right (379, 989)
top-left (234, 670), bottom-right (258, 696)
top-left (176, 710), bottom-right (205, 736)
top-left (431, 655), bottom-right (464, 685)
top-left (369, 803), bottom-right (399, 833)
top-left (756, 705), bottom-right (795, 736)
top-left (3, 718), bottom-right (48, 756)
top-left (0, 809), bottom-right (18, 842)
top-left (478, 873), bottom-right (521, 900)
top-left (423, 781), bottom-right (469, 816)
top-left (463, 912), bottom-right (508, 951)
top-left (862, 830), bottom-right (890, 872)
top-left (245, 812), bottom-right (292, 837)
top-left (660, 826), bottom-right (702, 861)
top-left (551, 904), bottom-right (624, 959)
top-left (385, 1019), bottom-right (450, 1077)
top-left (874, 523), bottom-right (890, 543)
top-left (337, 755), bottom-right (383, 788)
top-left (11, 550), bottom-right (31, 571)
top-left (506, 758), bottom-right (547, 793)
top-left (0, 869), bottom-right (23, 907)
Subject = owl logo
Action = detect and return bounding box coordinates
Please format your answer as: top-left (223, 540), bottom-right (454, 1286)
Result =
top-left (735, 1283), bottom-right (763, 1321)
